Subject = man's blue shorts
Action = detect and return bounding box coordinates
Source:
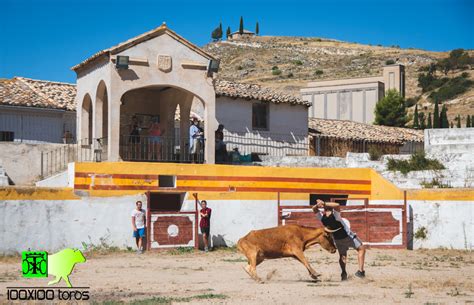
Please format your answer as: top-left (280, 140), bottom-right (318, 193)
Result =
top-left (133, 228), bottom-right (146, 238)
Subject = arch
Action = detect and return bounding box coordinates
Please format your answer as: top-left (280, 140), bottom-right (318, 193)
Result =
top-left (95, 80), bottom-right (108, 139)
top-left (81, 94), bottom-right (93, 144)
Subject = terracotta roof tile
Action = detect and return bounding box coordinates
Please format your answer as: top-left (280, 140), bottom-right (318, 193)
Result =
top-left (0, 77), bottom-right (76, 111)
top-left (215, 79), bottom-right (310, 106)
top-left (309, 118), bottom-right (423, 144)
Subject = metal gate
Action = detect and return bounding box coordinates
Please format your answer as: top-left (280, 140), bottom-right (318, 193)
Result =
top-left (278, 198), bottom-right (407, 249)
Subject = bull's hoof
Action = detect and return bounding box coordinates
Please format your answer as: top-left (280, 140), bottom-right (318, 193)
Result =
top-left (310, 273), bottom-right (321, 280)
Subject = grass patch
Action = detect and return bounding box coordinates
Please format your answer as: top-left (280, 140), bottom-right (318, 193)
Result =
top-left (94, 293), bottom-right (228, 305)
top-left (414, 226), bottom-right (428, 240)
top-left (222, 258), bottom-right (247, 263)
top-left (386, 151), bottom-right (445, 175)
top-left (168, 247), bottom-right (195, 255)
top-left (421, 178), bottom-right (452, 189)
top-left (272, 69), bottom-right (282, 76)
top-left (404, 283), bottom-right (414, 298)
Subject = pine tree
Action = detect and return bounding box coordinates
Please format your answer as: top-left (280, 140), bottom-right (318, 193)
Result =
top-left (374, 90), bottom-right (408, 127)
top-left (226, 26), bottom-right (231, 38)
top-left (239, 16), bottom-right (244, 35)
top-left (256, 22), bottom-right (259, 35)
top-left (427, 112), bottom-right (432, 129)
top-left (433, 100), bottom-right (440, 128)
top-left (440, 105), bottom-right (449, 128)
top-left (466, 115), bottom-right (471, 128)
top-left (413, 104), bottom-right (419, 129)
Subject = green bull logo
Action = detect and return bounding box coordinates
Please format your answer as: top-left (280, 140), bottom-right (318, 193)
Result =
top-left (22, 249), bottom-right (86, 288)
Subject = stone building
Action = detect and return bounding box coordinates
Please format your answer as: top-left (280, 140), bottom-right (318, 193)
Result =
top-left (228, 29), bottom-right (255, 40)
top-left (301, 64), bottom-right (405, 124)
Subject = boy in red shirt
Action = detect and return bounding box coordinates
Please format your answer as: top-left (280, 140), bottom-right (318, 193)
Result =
top-left (199, 200), bottom-right (212, 252)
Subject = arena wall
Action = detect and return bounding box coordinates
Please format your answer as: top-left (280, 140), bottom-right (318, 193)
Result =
top-left (0, 163), bottom-right (472, 253)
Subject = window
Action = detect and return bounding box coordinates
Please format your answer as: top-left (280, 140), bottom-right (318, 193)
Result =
top-left (158, 175), bottom-right (176, 188)
top-left (0, 131), bottom-right (14, 142)
top-left (252, 102), bottom-right (269, 130)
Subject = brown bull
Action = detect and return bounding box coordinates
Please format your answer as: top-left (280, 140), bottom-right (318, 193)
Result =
top-left (237, 224), bottom-right (337, 282)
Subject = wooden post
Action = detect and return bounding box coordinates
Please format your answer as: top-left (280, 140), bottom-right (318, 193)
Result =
top-left (277, 192), bottom-right (281, 226)
top-left (146, 191), bottom-right (151, 251)
top-left (194, 193), bottom-right (199, 249)
top-left (403, 190), bottom-right (408, 249)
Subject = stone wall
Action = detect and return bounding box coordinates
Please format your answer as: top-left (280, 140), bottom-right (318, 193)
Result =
top-left (425, 128), bottom-right (474, 154)
top-left (0, 143), bottom-right (71, 185)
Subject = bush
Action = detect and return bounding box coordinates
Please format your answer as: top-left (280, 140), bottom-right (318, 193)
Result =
top-left (236, 65), bottom-right (243, 70)
top-left (292, 60), bottom-right (303, 66)
top-left (368, 146), bottom-right (383, 161)
top-left (314, 69), bottom-right (324, 76)
top-left (414, 227), bottom-right (427, 240)
top-left (418, 73), bottom-right (449, 92)
top-left (404, 97), bottom-right (418, 108)
top-left (429, 76), bottom-right (474, 102)
top-left (272, 69), bottom-right (282, 76)
top-left (271, 66), bottom-right (279, 70)
top-left (287, 72), bottom-right (294, 78)
top-left (386, 151), bottom-right (445, 175)
top-left (385, 59), bottom-right (395, 65)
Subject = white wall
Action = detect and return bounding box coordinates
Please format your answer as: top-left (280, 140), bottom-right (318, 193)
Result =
top-left (409, 200), bottom-right (473, 250)
top-left (0, 106), bottom-right (76, 143)
top-left (0, 194), bottom-right (146, 254)
top-left (425, 128), bottom-right (474, 154)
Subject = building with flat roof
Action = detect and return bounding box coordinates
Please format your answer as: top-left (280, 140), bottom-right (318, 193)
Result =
top-left (301, 64), bottom-right (405, 124)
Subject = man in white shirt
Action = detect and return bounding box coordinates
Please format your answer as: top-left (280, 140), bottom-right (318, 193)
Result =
top-left (131, 200), bottom-right (146, 254)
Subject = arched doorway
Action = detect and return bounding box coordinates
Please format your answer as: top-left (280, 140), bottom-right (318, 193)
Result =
top-left (81, 94), bottom-right (93, 144)
top-left (119, 85), bottom-right (204, 162)
top-left (95, 81), bottom-right (108, 139)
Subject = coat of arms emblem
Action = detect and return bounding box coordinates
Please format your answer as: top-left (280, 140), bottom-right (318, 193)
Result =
top-left (158, 55), bottom-right (172, 72)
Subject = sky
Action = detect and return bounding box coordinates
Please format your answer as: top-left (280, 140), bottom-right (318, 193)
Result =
top-left (1, 0), bottom-right (472, 83)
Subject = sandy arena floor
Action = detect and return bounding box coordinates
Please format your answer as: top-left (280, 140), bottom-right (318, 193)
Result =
top-left (1, 247), bottom-right (473, 304)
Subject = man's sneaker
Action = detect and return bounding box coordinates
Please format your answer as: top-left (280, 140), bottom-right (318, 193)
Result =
top-left (355, 270), bottom-right (365, 278)
top-left (341, 272), bottom-right (348, 281)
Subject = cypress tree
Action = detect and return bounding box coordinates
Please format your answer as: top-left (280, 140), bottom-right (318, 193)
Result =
top-left (433, 100), bottom-right (440, 128)
top-left (450, 121), bottom-right (454, 128)
top-left (219, 22), bottom-right (222, 36)
top-left (427, 112), bottom-right (432, 129)
top-left (466, 115), bottom-right (471, 128)
top-left (226, 26), bottom-right (231, 38)
top-left (239, 16), bottom-right (244, 34)
top-left (456, 115), bottom-right (462, 128)
top-left (440, 105), bottom-right (449, 128)
top-left (419, 112), bottom-right (426, 129)
top-left (413, 104), bottom-right (419, 129)
top-left (256, 22), bottom-right (259, 35)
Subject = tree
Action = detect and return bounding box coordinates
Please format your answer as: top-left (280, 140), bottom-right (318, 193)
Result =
top-left (427, 112), bottom-right (432, 129)
top-left (255, 21), bottom-right (259, 35)
top-left (239, 16), bottom-right (244, 35)
top-left (456, 115), bottom-right (462, 128)
top-left (226, 26), bottom-right (231, 38)
top-left (450, 121), bottom-right (454, 128)
top-left (211, 26), bottom-right (222, 41)
top-left (440, 105), bottom-right (449, 128)
top-left (413, 104), bottom-right (419, 129)
top-left (419, 112), bottom-right (426, 129)
top-left (219, 22), bottom-right (222, 34)
top-left (433, 100), bottom-right (440, 128)
top-left (374, 89), bottom-right (408, 127)
top-left (466, 115), bottom-right (471, 128)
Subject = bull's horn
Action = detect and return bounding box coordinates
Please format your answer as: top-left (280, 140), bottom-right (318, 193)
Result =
top-left (324, 227), bottom-right (341, 233)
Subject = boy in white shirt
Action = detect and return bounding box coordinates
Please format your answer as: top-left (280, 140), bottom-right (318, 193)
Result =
top-left (131, 201), bottom-right (146, 254)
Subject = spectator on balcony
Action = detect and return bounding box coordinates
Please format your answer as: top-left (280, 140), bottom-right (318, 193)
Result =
top-left (189, 117), bottom-right (203, 163)
top-left (63, 130), bottom-right (73, 144)
top-left (148, 116), bottom-right (164, 160)
top-left (129, 117), bottom-right (141, 144)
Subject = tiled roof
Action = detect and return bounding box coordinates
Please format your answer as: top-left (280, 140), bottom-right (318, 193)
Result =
top-left (215, 80), bottom-right (310, 106)
top-left (0, 77), bottom-right (76, 111)
top-left (72, 23), bottom-right (216, 71)
top-left (308, 118), bottom-right (424, 144)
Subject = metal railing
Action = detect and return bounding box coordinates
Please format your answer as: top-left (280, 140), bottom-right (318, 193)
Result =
top-left (120, 135), bottom-right (204, 163)
top-left (223, 131), bottom-right (309, 157)
top-left (40, 138), bottom-right (108, 179)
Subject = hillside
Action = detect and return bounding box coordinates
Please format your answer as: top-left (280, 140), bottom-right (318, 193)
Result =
top-left (204, 36), bottom-right (474, 123)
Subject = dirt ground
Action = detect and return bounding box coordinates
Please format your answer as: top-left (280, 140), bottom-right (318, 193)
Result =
top-left (1, 247), bottom-right (473, 304)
